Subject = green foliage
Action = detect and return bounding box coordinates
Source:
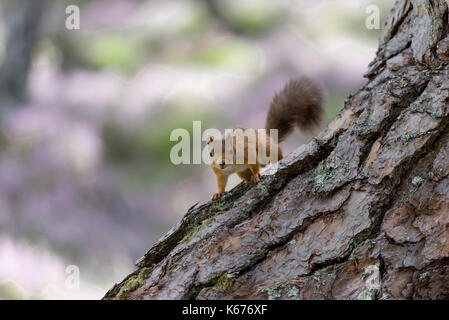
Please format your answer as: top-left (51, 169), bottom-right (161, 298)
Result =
top-left (0, 129), bottom-right (7, 151)
top-left (0, 281), bottom-right (24, 300)
top-left (102, 96), bottom-right (214, 164)
top-left (230, 7), bottom-right (280, 35)
top-left (182, 40), bottom-right (260, 73)
top-left (325, 92), bottom-right (350, 124)
top-left (88, 35), bottom-right (142, 73)
top-left (181, 9), bottom-right (211, 35)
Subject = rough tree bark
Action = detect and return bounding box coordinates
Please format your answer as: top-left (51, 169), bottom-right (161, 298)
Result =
top-left (104, 0), bottom-right (449, 300)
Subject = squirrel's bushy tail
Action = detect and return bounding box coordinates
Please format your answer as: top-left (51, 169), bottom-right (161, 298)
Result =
top-left (265, 77), bottom-right (324, 142)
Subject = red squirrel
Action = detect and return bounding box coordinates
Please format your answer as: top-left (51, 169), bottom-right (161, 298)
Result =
top-left (207, 77), bottom-right (324, 200)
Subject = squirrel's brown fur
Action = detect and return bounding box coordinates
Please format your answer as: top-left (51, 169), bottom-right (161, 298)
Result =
top-left (207, 77), bottom-right (324, 200)
top-left (266, 77), bottom-right (323, 142)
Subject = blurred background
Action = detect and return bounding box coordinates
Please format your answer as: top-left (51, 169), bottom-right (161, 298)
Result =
top-left (0, 0), bottom-right (391, 299)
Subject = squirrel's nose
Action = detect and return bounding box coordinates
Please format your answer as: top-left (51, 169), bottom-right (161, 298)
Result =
top-left (219, 163), bottom-right (225, 169)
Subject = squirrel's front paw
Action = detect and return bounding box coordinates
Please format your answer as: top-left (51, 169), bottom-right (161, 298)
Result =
top-left (212, 192), bottom-right (223, 200)
top-left (251, 174), bottom-right (261, 183)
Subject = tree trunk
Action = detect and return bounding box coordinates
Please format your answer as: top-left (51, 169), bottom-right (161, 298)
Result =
top-left (104, 0), bottom-right (449, 300)
top-left (0, 0), bottom-right (46, 110)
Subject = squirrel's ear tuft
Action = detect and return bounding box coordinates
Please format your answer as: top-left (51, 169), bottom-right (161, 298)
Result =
top-left (207, 135), bottom-right (214, 144)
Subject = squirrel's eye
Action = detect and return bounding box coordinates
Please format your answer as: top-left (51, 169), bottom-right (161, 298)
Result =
top-left (210, 151), bottom-right (213, 157)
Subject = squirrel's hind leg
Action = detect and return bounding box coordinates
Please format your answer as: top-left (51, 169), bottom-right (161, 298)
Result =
top-left (237, 169), bottom-right (253, 182)
top-left (248, 163), bottom-right (261, 183)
